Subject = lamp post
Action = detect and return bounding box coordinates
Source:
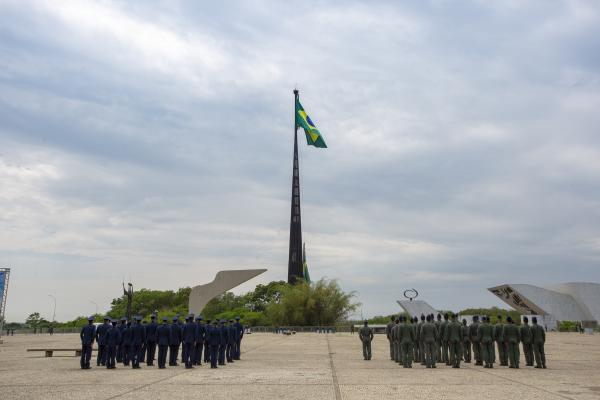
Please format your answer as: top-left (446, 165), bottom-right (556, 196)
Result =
top-left (47, 294), bottom-right (56, 322)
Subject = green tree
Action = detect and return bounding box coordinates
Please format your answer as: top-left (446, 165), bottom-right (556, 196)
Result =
top-left (266, 279), bottom-right (359, 326)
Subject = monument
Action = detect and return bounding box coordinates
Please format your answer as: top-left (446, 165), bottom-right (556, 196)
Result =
top-left (489, 282), bottom-right (600, 332)
top-left (396, 289), bottom-right (438, 316)
top-left (188, 269), bottom-right (267, 315)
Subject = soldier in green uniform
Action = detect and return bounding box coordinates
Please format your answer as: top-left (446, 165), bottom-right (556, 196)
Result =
top-left (520, 317), bottom-right (533, 366)
top-left (392, 317), bottom-right (400, 363)
top-left (435, 314), bottom-right (442, 363)
top-left (478, 316), bottom-right (495, 368)
top-left (445, 314), bottom-right (463, 368)
top-left (502, 316), bottom-right (521, 368)
top-left (386, 316), bottom-right (395, 361)
top-left (421, 315), bottom-right (438, 368)
top-left (399, 316), bottom-right (416, 368)
top-left (494, 315), bottom-right (507, 366)
top-left (531, 317), bottom-right (546, 368)
top-left (462, 319), bottom-right (471, 363)
top-left (359, 320), bottom-right (373, 360)
top-left (470, 316), bottom-right (482, 366)
top-left (440, 313), bottom-right (450, 365)
top-left (412, 317), bottom-right (420, 363)
top-left (418, 315), bottom-right (426, 365)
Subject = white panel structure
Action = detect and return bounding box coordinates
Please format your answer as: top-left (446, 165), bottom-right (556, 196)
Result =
top-left (396, 300), bottom-right (438, 317)
top-left (188, 269), bottom-right (267, 316)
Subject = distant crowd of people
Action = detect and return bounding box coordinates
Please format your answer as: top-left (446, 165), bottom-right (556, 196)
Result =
top-left (79, 314), bottom-right (244, 370)
top-left (359, 313), bottom-right (547, 369)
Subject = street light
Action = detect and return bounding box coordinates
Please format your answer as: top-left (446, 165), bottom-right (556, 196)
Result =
top-left (47, 294), bottom-right (56, 322)
top-left (89, 300), bottom-right (98, 315)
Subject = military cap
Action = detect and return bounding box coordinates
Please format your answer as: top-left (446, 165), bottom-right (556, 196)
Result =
top-left (213, 320), bottom-right (218, 325)
top-left (523, 316), bottom-right (529, 322)
top-left (135, 315), bottom-right (142, 321)
top-left (162, 316), bottom-right (168, 321)
top-left (532, 317), bottom-right (538, 323)
top-left (506, 316), bottom-right (513, 323)
top-left (111, 318), bottom-right (117, 323)
top-left (121, 317), bottom-right (127, 321)
top-left (229, 319), bottom-right (234, 322)
top-left (235, 316), bottom-right (240, 320)
top-left (172, 316), bottom-right (179, 321)
top-left (88, 316), bottom-right (95, 321)
top-left (195, 315), bottom-right (203, 320)
top-left (151, 314), bottom-right (157, 319)
top-left (103, 316), bottom-right (110, 321)
top-left (363, 319), bottom-right (368, 323)
top-left (187, 313), bottom-right (194, 319)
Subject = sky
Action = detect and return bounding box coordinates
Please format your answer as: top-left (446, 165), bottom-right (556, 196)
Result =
top-left (1, 0), bottom-right (600, 322)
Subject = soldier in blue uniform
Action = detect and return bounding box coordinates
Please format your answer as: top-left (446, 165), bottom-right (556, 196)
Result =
top-left (169, 316), bottom-right (182, 366)
top-left (226, 319), bottom-right (235, 363)
top-left (140, 320), bottom-right (148, 363)
top-left (218, 320), bottom-right (228, 365)
top-left (176, 314), bottom-right (185, 364)
top-left (121, 319), bottom-right (132, 366)
top-left (95, 316), bottom-right (111, 366)
top-left (145, 314), bottom-right (158, 366)
top-left (130, 315), bottom-right (146, 369)
top-left (182, 314), bottom-right (196, 369)
top-left (194, 315), bottom-right (206, 366)
top-left (106, 319), bottom-right (121, 369)
top-left (207, 320), bottom-right (220, 368)
top-left (233, 316), bottom-right (243, 360)
top-left (204, 319), bottom-right (211, 364)
top-left (116, 317), bottom-right (127, 363)
top-left (157, 316), bottom-right (171, 369)
top-left (80, 316), bottom-right (96, 369)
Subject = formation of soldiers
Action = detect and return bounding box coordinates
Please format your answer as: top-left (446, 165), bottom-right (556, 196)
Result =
top-left (359, 313), bottom-right (547, 369)
top-left (79, 314), bottom-right (245, 370)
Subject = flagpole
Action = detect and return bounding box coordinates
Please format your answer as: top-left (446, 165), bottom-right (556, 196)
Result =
top-left (288, 89), bottom-right (303, 283)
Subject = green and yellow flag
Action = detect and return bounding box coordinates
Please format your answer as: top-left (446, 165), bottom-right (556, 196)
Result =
top-left (302, 243), bottom-right (311, 283)
top-left (296, 99), bottom-right (327, 148)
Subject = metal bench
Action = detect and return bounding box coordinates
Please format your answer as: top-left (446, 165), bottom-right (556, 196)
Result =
top-left (27, 348), bottom-right (95, 357)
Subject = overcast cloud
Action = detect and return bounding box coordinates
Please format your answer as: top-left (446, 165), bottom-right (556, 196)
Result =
top-left (1, 0), bottom-right (600, 321)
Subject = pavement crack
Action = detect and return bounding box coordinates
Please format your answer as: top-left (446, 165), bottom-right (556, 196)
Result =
top-left (326, 335), bottom-right (342, 400)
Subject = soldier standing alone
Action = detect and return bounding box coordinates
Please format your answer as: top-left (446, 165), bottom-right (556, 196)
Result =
top-left (359, 320), bottom-right (373, 360)
top-left (80, 316), bottom-right (96, 369)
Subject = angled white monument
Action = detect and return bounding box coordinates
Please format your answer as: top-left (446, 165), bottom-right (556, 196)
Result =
top-left (188, 269), bottom-right (267, 315)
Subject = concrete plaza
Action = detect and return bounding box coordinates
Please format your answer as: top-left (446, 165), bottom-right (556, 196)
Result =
top-left (0, 332), bottom-right (599, 399)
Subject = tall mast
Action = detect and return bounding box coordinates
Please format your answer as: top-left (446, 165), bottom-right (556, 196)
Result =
top-left (288, 89), bottom-right (304, 283)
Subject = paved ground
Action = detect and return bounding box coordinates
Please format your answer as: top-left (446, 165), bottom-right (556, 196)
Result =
top-left (1, 332), bottom-right (599, 399)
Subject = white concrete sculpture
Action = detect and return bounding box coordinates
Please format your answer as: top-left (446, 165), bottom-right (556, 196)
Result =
top-left (188, 269), bottom-right (267, 316)
top-left (396, 300), bottom-right (438, 317)
top-left (488, 282), bottom-right (600, 330)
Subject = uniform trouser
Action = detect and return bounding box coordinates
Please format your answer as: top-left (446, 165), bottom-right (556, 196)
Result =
top-left (116, 344), bottom-right (123, 362)
top-left (497, 341), bottom-right (507, 365)
top-left (204, 342), bottom-right (210, 363)
top-left (123, 345), bottom-right (131, 365)
top-left (397, 341), bottom-right (402, 363)
top-left (401, 342), bottom-right (413, 367)
top-left (472, 341), bottom-right (481, 363)
top-left (463, 340), bottom-right (471, 361)
top-left (424, 341), bottom-right (436, 367)
top-left (158, 345), bottom-right (168, 368)
top-left (414, 342), bottom-right (420, 362)
top-left (419, 341), bottom-right (426, 364)
top-left (146, 341), bottom-right (156, 365)
top-left (235, 339), bottom-right (241, 359)
top-left (194, 342), bottom-right (203, 364)
top-left (183, 342), bottom-right (194, 367)
top-left (210, 345), bottom-right (219, 368)
top-left (388, 339), bottom-right (393, 359)
top-left (80, 344), bottom-right (92, 368)
top-left (442, 342), bottom-right (449, 363)
top-left (131, 344), bottom-right (141, 367)
top-left (481, 342), bottom-right (494, 365)
top-left (169, 345), bottom-right (179, 365)
top-left (140, 342), bottom-right (146, 363)
top-left (436, 341), bottom-right (441, 362)
top-left (533, 343), bottom-right (546, 367)
top-left (362, 340), bottom-right (372, 360)
top-left (106, 345), bottom-right (117, 368)
top-left (507, 342), bottom-right (520, 367)
top-left (226, 343), bottom-right (234, 362)
top-left (522, 342), bottom-right (533, 365)
top-left (218, 345), bottom-right (226, 365)
top-left (449, 341), bottom-right (461, 367)
top-left (97, 344), bottom-right (106, 365)
top-left (393, 340), bottom-right (399, 362)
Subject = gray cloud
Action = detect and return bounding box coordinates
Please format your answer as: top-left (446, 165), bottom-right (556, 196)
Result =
top-left (1, 0), bottom-right (600, 321)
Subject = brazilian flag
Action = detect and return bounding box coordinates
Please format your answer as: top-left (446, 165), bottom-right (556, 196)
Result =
top-left (296, 99), bottom-right (327, 148)
top-left (302, 243), bottom-right (311, 283)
